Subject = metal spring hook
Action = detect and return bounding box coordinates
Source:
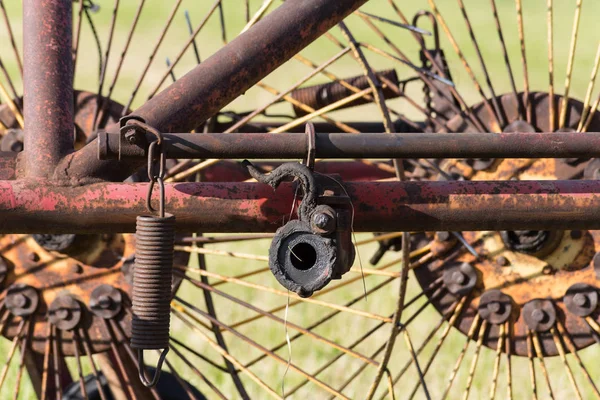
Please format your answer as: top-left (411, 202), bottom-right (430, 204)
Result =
top-left (132, 123), bottom-right (174, 387)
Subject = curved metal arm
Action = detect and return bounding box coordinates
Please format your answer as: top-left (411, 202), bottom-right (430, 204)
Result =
top-left (243, 160), bottom-right (317, 221)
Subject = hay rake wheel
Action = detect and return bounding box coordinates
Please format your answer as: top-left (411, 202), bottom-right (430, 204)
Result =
top-left (0, 0), bottom-right (599, 399)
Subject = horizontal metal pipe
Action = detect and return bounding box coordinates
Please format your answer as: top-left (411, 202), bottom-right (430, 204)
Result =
top-left (99, 131), bottom-right (600, 160)
top-left (2, 179), bottom-right (600, 234)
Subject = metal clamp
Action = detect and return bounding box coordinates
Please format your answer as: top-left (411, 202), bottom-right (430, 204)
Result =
top-left (243, 160), bottom-right (355, 297)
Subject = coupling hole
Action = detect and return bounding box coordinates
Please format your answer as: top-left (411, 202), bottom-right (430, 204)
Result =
top-left (289, 242), bottom-right (317, 271)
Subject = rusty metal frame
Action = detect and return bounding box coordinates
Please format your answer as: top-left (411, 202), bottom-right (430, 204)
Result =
top-left (2, 0), bottom-right (600, 235)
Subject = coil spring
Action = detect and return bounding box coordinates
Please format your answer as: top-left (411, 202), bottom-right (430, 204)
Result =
top-left (131, 214), bottom-right (175, 351)
top-left (290, 69), bottom-right (400, 117)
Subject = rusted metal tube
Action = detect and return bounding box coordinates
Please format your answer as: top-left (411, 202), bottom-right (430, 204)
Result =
top-left (23, 0), bottom-right (74, 178)
top-left (290, 69), bottom-right (401, 116)
top-left (131, 0), bottom-right (369, 133)
top-left (2, 179), bottom-right (600, 233)
top-left (54, 0), bottom-right (369, 183)
top-left (98, 131), bottom-right (600, 161)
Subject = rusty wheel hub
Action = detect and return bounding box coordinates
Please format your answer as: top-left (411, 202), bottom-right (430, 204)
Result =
top-left (0, 90), bottom-right (126, 151)
top-left (0, 90), bottom-right (171, 355)
top-left (0, 233), bottom-right (134, 354)
top-left (415, 92), bottom-right (600, 357)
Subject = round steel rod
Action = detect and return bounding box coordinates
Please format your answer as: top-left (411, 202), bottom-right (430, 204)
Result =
top-left (98, 131), bottom-right (600, 160)
top-left (2, 180), bottom-right (600, 233)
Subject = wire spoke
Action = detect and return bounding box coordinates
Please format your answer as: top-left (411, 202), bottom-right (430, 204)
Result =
top-left (555, 320), bottom-right (600, 398)
top-left (172, 306), bottom-right (282, 399)
top-left (72, 331), bottom-right (89, 400)
top-left (147, 0), bottom-right (223, 100)
top-left (0, 318), bottom-right (27, 391)
top-left (550, 326), bottom-right (583, 400)
top-left (440, 314), bottom-right (481, 400)
top-left (526, 329), bottom-right (538, 400)
top-left (558, 0), bottom-right (584, 129)
top-left (0, 0), bottom-right (23, 77)
top-left (122, 0), bottom-right (183, 114)
top-left (462, 320), bottom-right (488, 400)
top-left (531, 330), bottom-right (555, 400)
top-left (168, 344), bottom-right (228, 400)
top-left (78, 329), bottom-right (108, 400)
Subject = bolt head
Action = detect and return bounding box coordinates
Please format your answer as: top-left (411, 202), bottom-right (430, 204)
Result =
top-left (531, 309), bottom-right (546, 323)
top-left (70, 264), bottom-right (83, 274)
top-left (55, 308), bottom-right (70, 320)
top-left (487, 301), bottom-right (502, 314)
top-left (12, 293), bottom-right (28, 308)
top-left (310, 208), bottom-right (336, 234)
top-left (573, 293), bottom-right (589, 307)
top-left (451, 271), bottom-right (466, 285)
top-left (126, 133), bottom-right (138, 144)
top-left (496, 256), bottom-right (509, 267)
top-left (542, 266), bottom-right (554, 275)
top-left (313, 213), bottom-right (331, 229)
top-left (97, 295), bottom-right (113, 310)
top-left (570, 230), bottom-right (583, 240)
top-left (435, 232), bottom-right (451, 242)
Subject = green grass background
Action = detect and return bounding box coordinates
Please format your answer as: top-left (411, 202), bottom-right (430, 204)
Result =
top-left (1, 0), bottom-right (600, 399)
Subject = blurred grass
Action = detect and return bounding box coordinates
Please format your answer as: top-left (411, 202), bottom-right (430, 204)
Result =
top-left (1, 0), bottom-right (600, 399)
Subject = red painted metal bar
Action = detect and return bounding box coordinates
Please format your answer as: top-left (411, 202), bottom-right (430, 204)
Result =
top-left (23, 0), bottom-right (74, 178)
top-left (54, 0), bottom-right (370, 183)
top-left (99, 131), bottom-right (600, 160)
top-left (2, 179), bottom-right (600, 234)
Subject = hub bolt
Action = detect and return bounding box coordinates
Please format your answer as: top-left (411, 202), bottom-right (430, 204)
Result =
top-left (55, 308), bottom-right (70, 320)
top-left (531, 309), bottom-right (547, 323)
top-left (435, 232), bottom-right (451, 242)
top-left (564, 283), bottom-right (598, 317)
top-left (573, 293), bottom-right (589, 307)
top-left (523, 299), bottom-right (556, 332)
top-left (49, 296), bottom-right (81, 331)
top-left (451, 271), bottom-right (466, 285)
top-left (89, 285), bottom-right (123, 319)
top-left (478, 290), bottom-right (512, 324)
top-left (12, 293), bottom-right (28, 308)
top-left (496, 256), bottom-right (509, 267)
top-left (443, 262), bottom-right (477, 296)
top-left (97, 295), bottom-right (113, 310)
top-left (6, 284), bottom-right (39, 317)
top-left (487, 301), bottom-right (502, 314)
top-left (570, 230), bottom-right (582, 240)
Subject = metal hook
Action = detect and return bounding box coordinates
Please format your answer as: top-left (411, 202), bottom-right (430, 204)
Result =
top-left (137, 348), bottom-right (169, 388)
top-left (146, 141), bottom-right (166, 218)
top-left (146, 177), bottom-right (166, 218)
top-left (412, 11), bottom-right (440, 50)
top-left (303, 122), bottom-right (316, 170)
